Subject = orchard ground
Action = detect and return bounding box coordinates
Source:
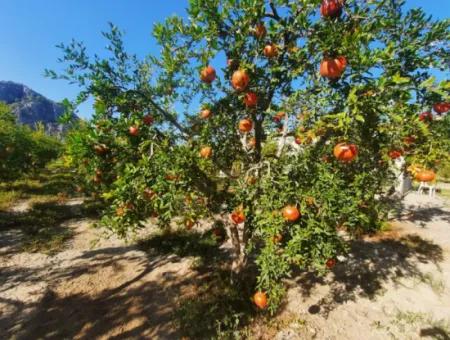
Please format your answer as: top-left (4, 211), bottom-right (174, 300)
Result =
top-left (1, 171), bottom-right (450, 339)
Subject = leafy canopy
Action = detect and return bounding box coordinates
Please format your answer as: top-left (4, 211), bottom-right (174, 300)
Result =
top-left (49, 0), bottom-right (449, 311)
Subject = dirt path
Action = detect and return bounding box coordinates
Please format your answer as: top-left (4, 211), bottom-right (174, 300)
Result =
top-left (0, 202), bottom-right (195, 339)
top-left (1, 193), bottom-right (450, 339)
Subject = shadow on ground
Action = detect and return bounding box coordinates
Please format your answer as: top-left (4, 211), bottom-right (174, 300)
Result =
top-left (385, 195), bottom-right (450, 226)
top-left (420, 327), bottom-right (450, 340)
top-left (138, 229), bottom-right (256, 338)
top-left (0, 248), bottom-right (183, 339)
top-left (290, 233), bottom-right (444, 318)
top-left (0, 230), bottom-right (255, 339)
top-left (404, 207), bottom-right (450, 225)
top-left (4, 226), bottom-right (444, 339)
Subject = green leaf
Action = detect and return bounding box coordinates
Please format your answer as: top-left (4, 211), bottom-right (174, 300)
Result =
top-left (419, 76), bottom-right (436, 89)
top-left (392, 73), bottom-right (410, 84)
top-left (355, 114), bottom-right (365, 123)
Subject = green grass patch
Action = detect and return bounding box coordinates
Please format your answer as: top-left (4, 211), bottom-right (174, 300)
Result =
top-left (439, 189), bottom-right (450, 200)
top-left (174, 270), bottom-right (256, 339)
top-left (0, 190), bottom-right (23, 210)
top-left (0, 168), bottom-right (78, 214)
top-left (0, 168), bottom-right (78, 203)
top-left (419, 272), bottom-right (445, 295)
top-left (18, 199), bottom-right (102, 254)
top-left (0, 165), bottom-right (103, 254)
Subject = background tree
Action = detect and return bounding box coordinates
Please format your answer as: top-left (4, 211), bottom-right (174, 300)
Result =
top-left (0, 102), bottom-right (61, 180)
top-left (49, 0), bottom-right (449, 311)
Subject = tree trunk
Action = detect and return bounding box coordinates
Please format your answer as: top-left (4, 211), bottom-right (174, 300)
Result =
top-left (228, 221), bottom-right (247, 276)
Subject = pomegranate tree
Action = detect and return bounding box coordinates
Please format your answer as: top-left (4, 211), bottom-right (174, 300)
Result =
top-left (49, 0), bottom-right (450, 313)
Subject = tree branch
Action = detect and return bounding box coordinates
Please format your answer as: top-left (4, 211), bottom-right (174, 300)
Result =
top-left (146, 97), bottom-right (190, 136)
top-left (135, 89), bottom-right (190, 137)
top-left (269, 0), bottom-right (281, 21)
top-left (276, 112), bottom-right (289, 157)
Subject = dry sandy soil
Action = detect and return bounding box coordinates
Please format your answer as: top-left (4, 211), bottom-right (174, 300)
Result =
top-left (1, 193), bottom-right (449, 339)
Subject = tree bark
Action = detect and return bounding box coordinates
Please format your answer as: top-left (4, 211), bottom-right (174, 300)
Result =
top-left (229, 221), bottom-right (247, 276)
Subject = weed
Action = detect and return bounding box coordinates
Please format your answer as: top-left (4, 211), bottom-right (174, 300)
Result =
top-left (0, 190), bottom-right (23, 210)
top-left (174, 270), bottom-right (255, 339)
top-left (374, 310), bottom-right (450, 339)
top-left (418, 272), bottom-right (445, 295)
top-left (439, 189), bottom-right (450, 201)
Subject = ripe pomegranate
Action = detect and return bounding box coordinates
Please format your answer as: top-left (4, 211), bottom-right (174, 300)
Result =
top-left (295, 136), bottom-right (303, 145)
top-left (333, 143), bottom-right (358, 162)
top-left (200, 109), bottom-right (212, 119)
top-left (129, 126), bottom-right (139, 136)
top-left (388, 150), bottom-right (403, 160)
top-left (247, 176), bottom-right (257, 185)
top-left (263, 44), bottom-right (278, 58)
top-left (116, 206), bottom-right (126, 217)
top-left (200, 146), bottom-right (213, 159)
top-left (143, 115), bottom-right (154, 126)
top-left (433, 102), bottom-right (450, 114)
top-left (231, 69), bottom-right (250, 91)
top-left (320, 56), bottom-right (347, 79)
top-left (254, 22), bottom-right (266, 39)
top-left (419, 111), bottom-right (433, 122)
top-left (272, 234), bottom-right (283, 244)
top-left (244, 92), bottom-right (258, 108)
top-left (326, 258), bottom-right (336, 269)
top-left (253, 291), bottom-right (268, 309)
top-left (239, 118), bottom-right (253, 133)
top-left (415, 170), bottom-right (436, 182)
top-left (231, 209), bottom-right (245, 224)
top-left (320, 0), bottom-right (344, 18)
top-left (282, 205), bottom-right (301, 222)
top-left (200, 65), bottom-right (216, 83)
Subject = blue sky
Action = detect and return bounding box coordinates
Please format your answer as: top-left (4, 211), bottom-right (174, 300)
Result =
top-left (0, 0), bottom-right (448, 119)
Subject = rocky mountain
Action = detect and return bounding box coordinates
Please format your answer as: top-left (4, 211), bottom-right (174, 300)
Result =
top-left (0, 81), bottom-right (77, 133)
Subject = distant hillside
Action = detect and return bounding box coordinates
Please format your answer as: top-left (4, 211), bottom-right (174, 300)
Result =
top-left (0, 81), bottom-right (78, 133)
